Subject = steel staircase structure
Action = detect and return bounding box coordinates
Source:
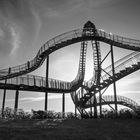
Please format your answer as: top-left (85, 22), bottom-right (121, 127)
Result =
top-left (85, 95), bottom-right (140, 112)
top-left (0, 21), bottom-right (140, 116)
top-left (72, 51), bottom-right (140, 107)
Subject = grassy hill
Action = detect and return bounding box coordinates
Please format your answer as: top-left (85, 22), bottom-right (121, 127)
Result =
top-left (0, 118), bottom-right (140, 140)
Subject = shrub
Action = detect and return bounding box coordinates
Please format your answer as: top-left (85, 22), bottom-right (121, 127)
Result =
top-left (66, 112), bottom-right (76, 119)
top-left (118, 109), bottom-right (134, 119)
top-left (1, 107), bottom-right (140, 120)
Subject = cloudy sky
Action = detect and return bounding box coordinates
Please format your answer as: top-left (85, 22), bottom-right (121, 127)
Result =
top-left (0, 0), bottom-right (140, 112)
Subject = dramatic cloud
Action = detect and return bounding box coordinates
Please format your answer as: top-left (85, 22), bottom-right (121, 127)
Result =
top-left (0, 0), bottom-right (116, 57)
top-left (0, 27), bottom-right (4, 38)
top-left (0, 0), bottom-right (42, 56)
top-left (10, 26), bottom-right (21, 55)
top-left (0, 18), bottom-right (14, 56)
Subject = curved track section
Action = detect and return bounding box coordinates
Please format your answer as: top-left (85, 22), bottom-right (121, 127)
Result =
top-left (0, 28), bottom-right (89, 93)
top-left (1, 25), bottom-right (140, 81)
top-left (0, 39), bottom-right (88, 93)
top-left (85, 95), bottom-right (140, 111)
top-left (1, 51), bottom-right (140, 92)
top-left (2, 50), bottom-right (137, 91)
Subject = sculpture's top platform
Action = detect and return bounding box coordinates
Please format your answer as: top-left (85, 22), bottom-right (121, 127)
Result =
top-left (84, 21), bottom-right (96, 29)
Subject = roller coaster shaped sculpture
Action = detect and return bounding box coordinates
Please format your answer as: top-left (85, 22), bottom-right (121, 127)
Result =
top-left (0, 21), bottom-right (140, 117)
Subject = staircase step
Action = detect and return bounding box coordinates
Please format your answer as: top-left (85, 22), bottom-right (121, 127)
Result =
top-left (109, 76), bottom-right (114, 80)
top-left (66, 40), bottom-right (72, 43)
top-left (120, 70), bottom-right (126, 73)
top-left (115, 73), bottom-right (122, 77)
top-left (100, 83), bottom-right (107, 87)
top-left (132, 64), bottom-right (138, 68)
top-left (104, 79), bottom-right (111, 83)
top-left (137, 62), bottom-right (140, 66)
top-left (125, 67), bottom-right (132, 71)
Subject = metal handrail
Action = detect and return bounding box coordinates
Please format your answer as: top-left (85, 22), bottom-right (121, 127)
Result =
top-left (0, 28), bottom-right (140, 80)
top-left (102, 52), bottom-right (140, 80)
top-left (73, 91), bottom-right (140, 112)
top-left (85, 95), bottom-right (139, 110)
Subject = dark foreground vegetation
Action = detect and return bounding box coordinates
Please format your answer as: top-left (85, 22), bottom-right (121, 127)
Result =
top-left (0, 108), bottom-right (140, 140)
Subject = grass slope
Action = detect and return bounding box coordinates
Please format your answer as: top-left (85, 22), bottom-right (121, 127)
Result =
top-left (0, 119), bottom-right (140, 140)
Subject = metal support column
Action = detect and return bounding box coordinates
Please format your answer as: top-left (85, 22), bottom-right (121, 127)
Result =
top-left (95, 41), bottom-right (101, 118)
top-left (110, 45), bottom-right (118, 116)
top-left (74, 92), bottom-right (77, 118)
top-left (2, 68), bottom-right (11, 116)
top-left (81, 87), bottom-right (84, 115)
top-left (2, 80), bottom-right (7, 117)
top-left (14, 90), bottom-right (19, 112)
top-left (62, 93), bottom-right (65, 118)
top-left (45, 56), bottom-right (49, 111)
top-left (90, 107), bottom-right (93, 117)
top-left (45, 93), bottom-right (48, 111)
top-left (94, 94), bottom-right (97, 118)
top-left (99, 91), bottom-right (102, 117)
top-left (89, 98), bottom-right (93, 117)
top-left (75, 105), bottom-right (77, 118)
